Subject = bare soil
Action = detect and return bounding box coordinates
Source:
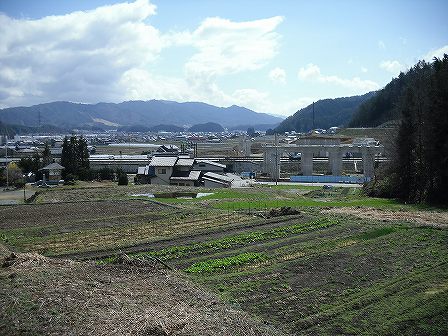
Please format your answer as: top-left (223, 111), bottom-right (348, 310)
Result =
top-left (0, 200), bottom-right (168, 229)
top-left (322, 206), bottom-right (448, 228)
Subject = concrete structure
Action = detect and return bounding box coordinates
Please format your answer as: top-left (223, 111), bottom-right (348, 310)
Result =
top-left (240, 136), bottom-right (252, 156)
top-left (262, 142), bottom-right (383, 181)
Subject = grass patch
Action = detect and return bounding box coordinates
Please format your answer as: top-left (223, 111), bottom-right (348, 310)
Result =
top-left (214, 197), bottom-right (400, 210)
top-left (257, 184), bottom-right (321, 190)
top-left (184, 252), bottom-right (265, 273)
top-left (360, 227), bottom-right (397, 240)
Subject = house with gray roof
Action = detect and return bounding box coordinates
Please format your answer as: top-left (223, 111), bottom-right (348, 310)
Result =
top-left (136, 155), bottom-right (227, 187)
top-left (147, 156), bottom-right (178, 185)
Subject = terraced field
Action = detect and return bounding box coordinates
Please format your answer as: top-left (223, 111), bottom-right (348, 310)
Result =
top-left (1, 183), bottom-right (447, 335)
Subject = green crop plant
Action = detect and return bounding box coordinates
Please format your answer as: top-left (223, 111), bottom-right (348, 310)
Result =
top-left (100, 217), bottom-right (339, 263)
top-left (184, 252), bottom-right (265, 273)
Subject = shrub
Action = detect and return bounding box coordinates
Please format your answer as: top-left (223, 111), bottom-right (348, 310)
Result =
top-left (118, 172), bottom-right (128, 186)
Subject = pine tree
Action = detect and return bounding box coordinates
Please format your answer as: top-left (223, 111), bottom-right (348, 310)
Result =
top-left (61, 136), bottom-right (91, 180)
top-left (391, 56), bottom-right (448, 204)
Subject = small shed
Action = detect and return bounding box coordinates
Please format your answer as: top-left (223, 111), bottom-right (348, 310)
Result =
top-left (202, 172), bottom-right (233, 188)
top-left (170, 170), bottom-right (201, 187)
top-left (39, 162), bottom-right (65, 183)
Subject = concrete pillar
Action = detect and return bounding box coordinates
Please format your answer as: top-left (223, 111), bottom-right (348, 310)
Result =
top-left (272, 150), bottom-right (280, 180)
top-left (262, 147), bottom-right (280, 180)
top-left (328, 147), bottom-right (343, 176)
top-left (241, 136), bottom-right (251, 156)
top-left (262, 147), bottom-right (270, 174)
top-left (301, 149), bottom-right (313, 176)
top-left (361, 147), bottom-right (375, 180)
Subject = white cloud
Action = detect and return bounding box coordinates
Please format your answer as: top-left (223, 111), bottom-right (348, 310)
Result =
top-left (298, 63), bottom-right (379, 93)
top-left (117, 13), bottom-right (286, 115)
top-left (379, 60), bottom-right (406, 75)
top-left (361, 67), bottom-right (368, 73)
top-left (0, 0), bottom-right (287, 115)
top-left (423, 45), bottom-right (448, 61)
top-left (378, 40), bottom-right (386, 49)
top-left (0, 0), bottom-right (162, 107)
top-left (298, 63), bottom-right (321, 80)
top-left (182, 16), bottom-right (283, 84)
top-left (269, 67), bottom-right (286, 84)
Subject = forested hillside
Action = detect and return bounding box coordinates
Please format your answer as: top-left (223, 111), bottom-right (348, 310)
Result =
top-left (349, 68), bottom-right (414, 127)
top-left (275, 92), bottom-right (375, 133)
top-left (0, 121), bottom-right (65, 137)
top-left (367, 55), bottom-right (448, 205)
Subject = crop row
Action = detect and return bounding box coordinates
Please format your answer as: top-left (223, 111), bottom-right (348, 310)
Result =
top-left (184, 252), bottom-right (265, 273)
top-left (99, 217), bottom-right (338, 264)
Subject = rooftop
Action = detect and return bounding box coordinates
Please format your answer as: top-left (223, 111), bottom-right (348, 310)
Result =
top-left (195, 160), bottom-right (226, 169)
top-left (203, 172), bottom-right (233, 183)
top-left (40, 162), bottom-right (65, 171)
top-left (148, 156), bottom-right (178, 167)
top-left (176, 158), bottom-right (195, 167)
top-left (170, 170), bottom-right (201, 181)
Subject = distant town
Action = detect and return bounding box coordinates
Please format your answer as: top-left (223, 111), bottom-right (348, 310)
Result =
top-left (1, 125), bottom-right (388, 194)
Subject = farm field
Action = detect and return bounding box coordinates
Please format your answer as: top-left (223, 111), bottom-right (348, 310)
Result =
top-left (1, 182), bottom-right (447, 335)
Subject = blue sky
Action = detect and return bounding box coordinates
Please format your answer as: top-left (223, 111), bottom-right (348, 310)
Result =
top-left (0, 0), bottom-right (447, 116)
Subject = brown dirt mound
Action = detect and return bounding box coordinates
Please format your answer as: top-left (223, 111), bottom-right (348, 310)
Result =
top-left (322, 207), bottom-right (448, 228)
top-left (0, 248), bottom-right (283, 336)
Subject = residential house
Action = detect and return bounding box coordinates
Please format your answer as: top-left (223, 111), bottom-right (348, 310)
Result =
top-left (148, 156), bottom-right (177, 185)
top-left (137, 156), bottom-right (227, 187)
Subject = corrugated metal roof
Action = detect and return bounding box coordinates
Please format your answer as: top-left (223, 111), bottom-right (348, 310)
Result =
top-left (195, 160), bottom-right (226, 169)
top-left (203, 172), bottom-right (233, 182)
top-left (176, 158), bottom-right (195, 167)
top-left (202, 177), bottom-right (229, 185)
top-left (148, 156), bottom-right (177, 167)
top-left (170, 170), bottom-right (201, 181)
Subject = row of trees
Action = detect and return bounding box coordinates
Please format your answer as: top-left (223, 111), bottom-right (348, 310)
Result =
top-left (367, 55), bottom-right (448, 205)
top-left (61, 136), bottom-right (90, 180)
top-left (60, 136), bottom-right (127, 184)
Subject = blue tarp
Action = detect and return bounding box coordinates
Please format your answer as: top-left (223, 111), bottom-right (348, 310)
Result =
top-left (290, 175), bottom-right (370, 184)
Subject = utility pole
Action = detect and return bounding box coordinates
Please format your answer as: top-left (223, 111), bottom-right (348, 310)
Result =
top-left (5, 136), bottom-right (9, 189)
top-left (312, 101), bottom-right (315, 130)
top-left (275, 133), bottom-right (279, 186)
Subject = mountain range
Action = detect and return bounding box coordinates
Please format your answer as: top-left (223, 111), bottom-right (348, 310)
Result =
top-left (0, 100), bottom-right (283, 130)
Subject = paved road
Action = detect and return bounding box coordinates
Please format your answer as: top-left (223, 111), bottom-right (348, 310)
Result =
top-left (0, 187), bottom-right (36, 205)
